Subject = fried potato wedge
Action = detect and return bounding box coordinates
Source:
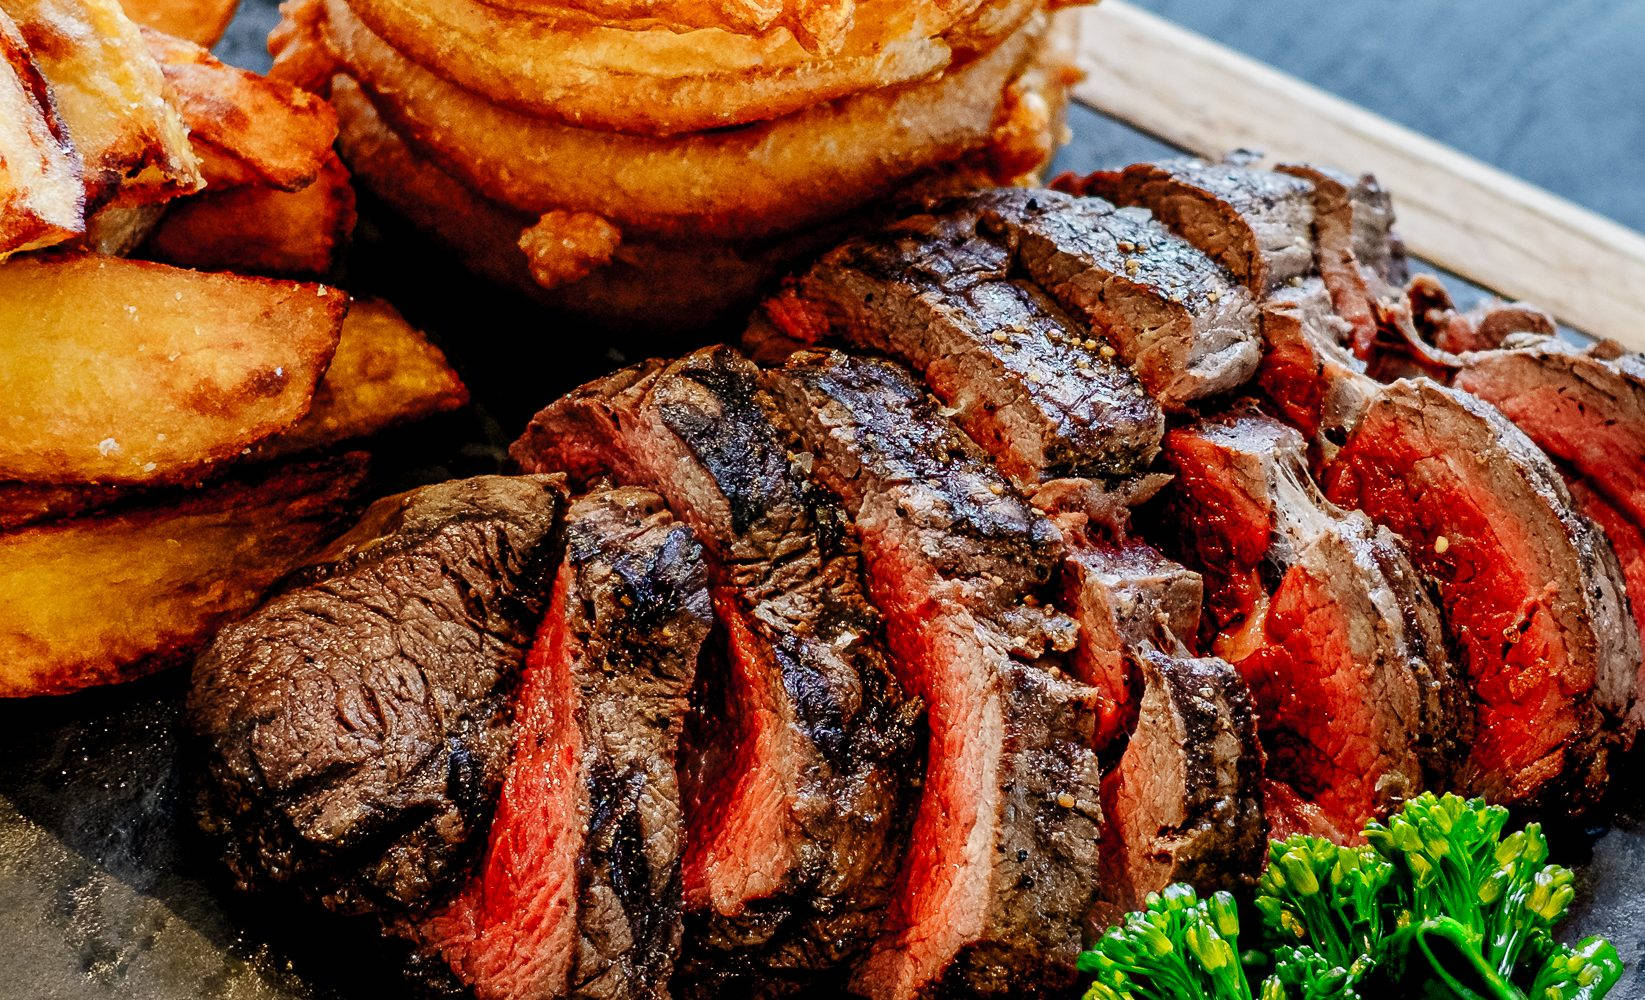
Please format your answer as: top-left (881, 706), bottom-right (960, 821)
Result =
top-left (146, 28), bottom-right (338, 192)
top-left (260, 298), bottom-right (467, 458)
top-left (0, 254), bottom-right (345, 485)
top-left (0, 8), bottom-right (82, 256)
top-left (119, 0), bottom-right (237, 47)
top-left (2, 0), bottom-right (201, 208)
top-left (0, 299), bottom-right (464, 529)
top-left (0, 453), bottom-right (367, 697)
top-left (82, 191), bottom-right (167, 253)
top-left (144, 152), bottom-right (355, 276)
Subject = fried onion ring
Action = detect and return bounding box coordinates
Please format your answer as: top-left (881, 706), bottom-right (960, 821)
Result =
top-left (327, 0), bottom-right (1045, 239)
top-left (342, 0), bottom-right (1037, 134)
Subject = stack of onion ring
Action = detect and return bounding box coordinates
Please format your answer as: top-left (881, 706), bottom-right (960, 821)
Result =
top-left (274, 0), bottom-right (1086, 329)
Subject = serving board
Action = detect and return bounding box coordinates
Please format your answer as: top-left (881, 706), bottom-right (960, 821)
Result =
top-left (4, 3), bottom-right (1645, 998)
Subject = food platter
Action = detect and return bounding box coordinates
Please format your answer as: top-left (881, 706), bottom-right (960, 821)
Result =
top-left (4, 1), bottom-right (1645, 998)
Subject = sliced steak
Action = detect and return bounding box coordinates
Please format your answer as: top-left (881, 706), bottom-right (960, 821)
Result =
top-left (408, 488), bottom-right (713, 1000)
top-left (1272, 163), bottom-right (1401, 357)
top-left (1056, 534), bottom-right (1203, 748)
top-left (1566, 478), bottom-right (1645, 735)
top-left (1324, 378), bottom-right (1637, 806)
top-left (1255, 279), bottom-right (1375, 465)
top-left (189, 475), bottom-right (568, 916)
top-left (510, 347), bottom-right (920, 986)
top-left (1074, 156), bottom-right (1317, 295)
top-left (760, 207), bottom-right (1164, 487)
top-left (1454, 335), bottom-right (1645, 528)
top-left (1163, 411), bottom-right (1461, 838)
top-left (973, 188), bottom-right (1261, 408)
top-left (1097, 649), bottom-right (1264, 915)
top-left (764, 350), bottom-right (1101, 999)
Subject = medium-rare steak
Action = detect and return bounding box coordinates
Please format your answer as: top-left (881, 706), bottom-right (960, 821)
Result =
top-left (973, 188), bottom-right (1261, 408)
top-left (1163, 410), bottom-right (1462, 838)
top-left (1049, 529), bottom-right (1265, 916)
top-left (1451, 335), bottom-right (1645, 735)
top-left (1324, 378), bottom-right (1638, 806)
top-left (765, 350), bottom-right (1101, 999)
top-left (1057, 536), bottom-right (1203, 747)
top-left (1097, 649), bottom-right (1264, 915)
top-left (1271, 163), bottom-right (1400, 357)
top-left (761, 207), bottom-right (1164, 486)
top-left (510, 347), bottom-right (920, 988)
top-left (1454, 335), bottom-right (1645, 528)
top-left (1074, 157), bottom-right (1317, 295)
top-left (189, 475), bottom-right (568, 916)
top-left (1254, 280), bottom-right (1375, 464)
top-left (1566, 478), bottom-right (1645, 736)
top-left (408, 488), bottom-right (714, 1000)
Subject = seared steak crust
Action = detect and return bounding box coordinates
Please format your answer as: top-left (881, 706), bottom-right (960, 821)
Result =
top-left (411, 488), bottom-right (713, 1000)
top-left (766, 350), bottom-right (1100, 1000)
top-left (1325, 378), bottom-right (1638, 806)
top-left (763, 207), bottom-right (1164, 486)
top-left (189, 475), bottom-right (568, 916)
top-left (510, 347), bottom-right (920, 987)
top-left (973, 188), bottom-right (1261, 408)
top-left (1077, 157), bottom-right (1317, 295)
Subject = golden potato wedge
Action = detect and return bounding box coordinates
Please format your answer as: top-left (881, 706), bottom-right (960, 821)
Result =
top-left (0, 298), bottom-right (465, 530)
top-left (0, 7), bottom-right (82, 256)
top-left (119, 0), bottom-right (237, 47)
top-left (0, 253), bottom-right (346, 485)
top-left (145, 28), bottom-right (337, 192)
top-left (143, 152), bottom-right (355, 276)
top-left (260, 298), bottom-right (467, 457)
top-left (2, 0), bottom-right (201, 209)
top-left (0, 453), bottom-right (367, 697)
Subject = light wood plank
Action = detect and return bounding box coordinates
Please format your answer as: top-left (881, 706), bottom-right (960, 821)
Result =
top-left (1067, 0), bottom-right (1645, 347)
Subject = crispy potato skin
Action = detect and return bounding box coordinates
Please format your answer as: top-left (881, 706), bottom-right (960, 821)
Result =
top-left (6, 0), bottom-right (201, 209)
top-left (0, 453), bottom-right (368, 698)
top-left (0, 7), bottom-right (84, 257)
top-left (0, 254), bottom-right (346, 486)
top-left (0, 298), bottom-right (467, 529)
top-left (144, 152), bottom-right (356, 277)
top-left (258, 298), bottom-right (468, 458)
top-left (146, 28), bottom-right (340, 192)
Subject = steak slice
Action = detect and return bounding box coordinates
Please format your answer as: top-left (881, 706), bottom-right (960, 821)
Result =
top-left (760, 206), bottom-right (1164, 486)
top-left (1057, 535), bottom-right (1203, 747)
top-left (1566, 478), bottom-right (1645, 736)
top-left (1324, 378), bottom-right (1638, 806)
top-left (974, 188), bottom-right (1261, 408)
top-left (1050, 526), bottom-right (1265, 916)
top-left (1255, 279), bottom-right (1375, 465)
top-left (764, 350), bottom-right (1101, 999)
top-left (1163, 411), bottom-right (1462, 838)
top-left (1272, 163), bottom-right (1401, 357)
top-left (1454, 335), bottom-right (1645, 528)
top-left (1074, 156), bottom-right (1317, 295)
top-left (510, 347), bottom-right (920, 986)
top-left (409, 488), bottom-right (713, 1000)
top-left (189, 475), bottom-right (568, 917)
top-left (1097, 649), bottom-right (1264, 915)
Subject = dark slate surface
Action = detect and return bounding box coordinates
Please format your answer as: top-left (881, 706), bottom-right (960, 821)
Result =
top-left (1, 3), bottom-right (1642, 999)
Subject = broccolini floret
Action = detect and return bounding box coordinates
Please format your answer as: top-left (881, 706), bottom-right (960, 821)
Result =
top-left (1076, 793), bottom-right (1622, 1000)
